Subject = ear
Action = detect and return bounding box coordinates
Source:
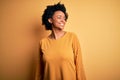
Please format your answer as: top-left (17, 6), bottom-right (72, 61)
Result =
top-left (48, 18), bottom-right (52, 23)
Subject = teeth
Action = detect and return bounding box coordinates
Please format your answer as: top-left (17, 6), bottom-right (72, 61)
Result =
top-left (60, 24), bottom-right (64, 26)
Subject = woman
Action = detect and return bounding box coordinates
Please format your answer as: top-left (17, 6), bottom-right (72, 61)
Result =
top-left (35, 2), bottom-right (86, 80)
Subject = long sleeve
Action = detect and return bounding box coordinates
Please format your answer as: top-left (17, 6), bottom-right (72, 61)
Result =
top-left (35, 44), bottom-right (40, 80)
top-left (35, 41), bottom-right (44, 80)
top-left (72, 34), bottom-right (86, 80)
top-left (35, 32), bottom-right (86, 80)
top-left (35, 57), bottom-right (40, 80)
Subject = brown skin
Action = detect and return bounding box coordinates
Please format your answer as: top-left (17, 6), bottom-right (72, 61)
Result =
top-left (48, 10), bottom-right (66, 39)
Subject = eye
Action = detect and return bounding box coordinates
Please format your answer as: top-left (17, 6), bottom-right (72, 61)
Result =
top-left (57, 15), bottom-right (66, 20)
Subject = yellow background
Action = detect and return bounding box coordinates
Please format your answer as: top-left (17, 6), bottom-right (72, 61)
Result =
top-left (0, 0), bottom-right (120, 80)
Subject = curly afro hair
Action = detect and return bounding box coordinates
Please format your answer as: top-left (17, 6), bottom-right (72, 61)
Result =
top-left (42, 2), bottom-right (68, 30)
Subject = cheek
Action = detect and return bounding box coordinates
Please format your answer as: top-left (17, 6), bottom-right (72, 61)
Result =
top-left (55, 19), bottom-right (60, 22)
top-left (53, 20), bottom-right (60, 24)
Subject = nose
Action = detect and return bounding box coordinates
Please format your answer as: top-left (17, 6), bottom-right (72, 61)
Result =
top-left (61, 18), bottom-right (66, 23)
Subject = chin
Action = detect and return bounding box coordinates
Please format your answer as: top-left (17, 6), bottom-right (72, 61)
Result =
top-left (59, 27), bottom-right (64, 30)
top-left (58, 28), bottom-right (64, 31)
top-left (54, 26), bottom-right (64, 30)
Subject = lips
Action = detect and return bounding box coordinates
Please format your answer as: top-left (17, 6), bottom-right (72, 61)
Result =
top-left (60, 24), bottom-right (64, 26)
top-left (59, 23), bottom-right (64, 26)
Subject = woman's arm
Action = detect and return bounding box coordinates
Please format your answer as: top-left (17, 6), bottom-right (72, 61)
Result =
top-left (35, 45), bottom-right (40, 80)
top-left (72, 33), bottom-right (86, 80)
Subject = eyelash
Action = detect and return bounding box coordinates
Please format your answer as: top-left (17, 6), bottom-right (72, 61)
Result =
top-left (57, 16), bottom-right (65, 20)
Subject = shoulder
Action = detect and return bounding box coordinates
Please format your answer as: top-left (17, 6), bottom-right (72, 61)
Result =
top-left (40, 37), bottom-right (48, 42)
top-left (66, 31), bottom-right (78, 39)
top-left (39, 37), bottom-right (49, 45)
top-left (66, 32), bottom-right (80, 45)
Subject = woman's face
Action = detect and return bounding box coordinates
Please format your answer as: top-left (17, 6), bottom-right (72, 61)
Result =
top-left (49, 10), bottom-right (66, 30)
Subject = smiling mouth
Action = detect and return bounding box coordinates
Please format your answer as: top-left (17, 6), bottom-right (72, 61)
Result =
top-left (60, 23), bottom-right (64, 26)
top-left (61, 24), bottom-right (64, 26)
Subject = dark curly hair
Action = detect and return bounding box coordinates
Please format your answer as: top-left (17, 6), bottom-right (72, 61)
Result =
top-left (42, 2), bottom-right (68, 30)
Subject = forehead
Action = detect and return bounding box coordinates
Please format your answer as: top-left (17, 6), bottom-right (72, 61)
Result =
top-left (53, 10), bottom-right (65, 16)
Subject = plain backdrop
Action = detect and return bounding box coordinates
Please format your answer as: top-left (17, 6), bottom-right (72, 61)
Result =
top-left (0, 0), bottom-right (120, 80)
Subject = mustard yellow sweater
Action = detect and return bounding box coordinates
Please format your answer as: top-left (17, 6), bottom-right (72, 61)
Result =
top-left (39, 32), bottom-right (86, 80)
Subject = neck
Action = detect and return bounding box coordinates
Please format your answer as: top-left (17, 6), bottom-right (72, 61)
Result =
top-left (50, 28), bottom-right (65, 39)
